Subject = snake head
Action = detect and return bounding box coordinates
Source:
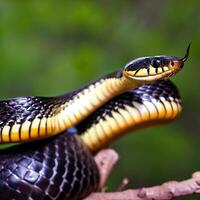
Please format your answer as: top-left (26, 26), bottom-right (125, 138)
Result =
top-left (123, 44), bottom-right (190, 82)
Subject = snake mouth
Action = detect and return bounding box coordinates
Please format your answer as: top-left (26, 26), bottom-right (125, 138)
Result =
top-left (124, 70), bottom-right (173, 82)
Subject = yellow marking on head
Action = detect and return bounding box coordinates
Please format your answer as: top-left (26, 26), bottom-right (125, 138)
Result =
top-left (149, 66), bottom-right (156, 75)
top-left (2, 126), bottom-right (10, 142)
top-left (125, 70), bottom-right (135, 76)
top-left (10, 124), bottom-right (21, 142)
top-left (20, 121), bottom-right (31, 141)
top-left (157, 67), bottom-right (163, 73)
top-left (30, 118), bottom-right (40, 139)
top-left (39, 118), bottom-right (47, 137)
top-left (135, 68), bottom-right (148, 77)
top-left (163, 66), bottom-right (169, 71)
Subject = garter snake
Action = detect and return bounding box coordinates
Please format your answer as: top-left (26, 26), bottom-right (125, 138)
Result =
top-left (0, 45), bottom-right (190, 200)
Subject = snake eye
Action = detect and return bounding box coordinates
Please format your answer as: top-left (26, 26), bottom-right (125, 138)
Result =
top-left (152, 59), bottom-right (161, 68)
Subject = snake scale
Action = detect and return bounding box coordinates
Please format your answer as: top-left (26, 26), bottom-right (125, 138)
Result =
top-left (0, 45), bottom-right (190, 200)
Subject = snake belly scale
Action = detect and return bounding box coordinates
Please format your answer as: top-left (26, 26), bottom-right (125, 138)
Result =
top-left (0, 45), bottom-right (190, 200)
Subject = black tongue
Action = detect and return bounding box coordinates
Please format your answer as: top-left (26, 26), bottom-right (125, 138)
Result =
top-left (181, 43), bottom-right (191, 62)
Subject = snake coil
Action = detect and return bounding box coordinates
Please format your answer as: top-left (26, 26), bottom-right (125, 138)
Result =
top-left (0, 46), bottom-right (190, 200)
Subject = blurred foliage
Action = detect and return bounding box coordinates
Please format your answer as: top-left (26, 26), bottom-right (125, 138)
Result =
top-left (0, 0), bottom-right (200, 198)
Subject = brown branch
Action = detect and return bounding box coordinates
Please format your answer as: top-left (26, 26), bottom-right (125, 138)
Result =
top-left (94, 148), bottom-right (119, 190)
top-left (84, 149), bottom-right (200, 200)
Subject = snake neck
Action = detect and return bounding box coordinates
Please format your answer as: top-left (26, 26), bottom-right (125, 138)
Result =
top-left (0, 71), bottom-right (142, 144)
top-left (55, 71), bottom-right (140, 131)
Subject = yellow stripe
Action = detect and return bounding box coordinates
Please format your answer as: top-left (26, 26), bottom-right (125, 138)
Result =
top-left (39, 118), bottom-right (47, 137)
top-left (94, 123), bottom-right (106, 143)
top-left (124, 105), bottom-right (141, 124)
top-left (96, 85), bottom-right (107, 101)
top-left (20, 121), bottom-right (31, 141)
top-left (46, 117), bottom-right (52, 135)
top-left (143, 101), bottom-right (158, 120)
top-left (2, 126), bottom-right (10, 142)
top-left (118, 108), bottom-right (134, 126)
top-left (133, 102), bottom-right (150, 121)
top-left (135, 68), bottom-right (148, 77)
top-left (162, 100), bottom-right (173, 119)
top-left (177, 103), bottom-right (182, 113)
top-left (30, 118), bottom-right (40, 139)
top-left (170, 102), bottom-right (179, 119)
top-left (149, 66), bottom-right (156, 75)
top-left (99, 119), bottom-right (113, 139)
top-left (53, 115), bottom-right (60, 133)
top-left (82, 131), bottom-right (96, 150)
top-left (112, 111), bottom-right (127, 130)
top-left (151, 99), bottom-right (166, 119)
top-left (157, 67), bottom-right (163, 73)
top-left (57, 113), bottom-right (67, 131)
top-left (10, 124), bottom-right (21, 142)
top-left (105, 115), bottom-right (120, 134)
top-left (163, 66), bottom-right (169, 71)
top-left (86, 127), bottom-right (98, 150)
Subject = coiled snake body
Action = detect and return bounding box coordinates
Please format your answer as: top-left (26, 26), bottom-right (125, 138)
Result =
top-left (0, 46), bottom-right (190, 200)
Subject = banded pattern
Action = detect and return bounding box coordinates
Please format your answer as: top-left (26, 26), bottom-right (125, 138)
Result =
top-left (0, 79), bottom-right (182, 200)
top-left (133, 65), bottom-right (170, 77)
top-left (0, 72), bottom-right (138, 143)
top-left (78, 80), bottom-right (182, 151)
top-left (0, 133), bottom-right (99, 200)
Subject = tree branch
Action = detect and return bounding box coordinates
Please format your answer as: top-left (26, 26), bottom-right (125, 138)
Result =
top-left (84, 149), bottom-right (200, 200)
top-left (94, 148), bottom-right (119, 190)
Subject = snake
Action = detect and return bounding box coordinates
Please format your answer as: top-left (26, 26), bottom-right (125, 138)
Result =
top-left (0, 45), bottom-right (190, 200)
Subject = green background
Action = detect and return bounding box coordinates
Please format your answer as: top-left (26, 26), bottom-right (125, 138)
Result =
top-left (0, 1), bottom-right (200, 199)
